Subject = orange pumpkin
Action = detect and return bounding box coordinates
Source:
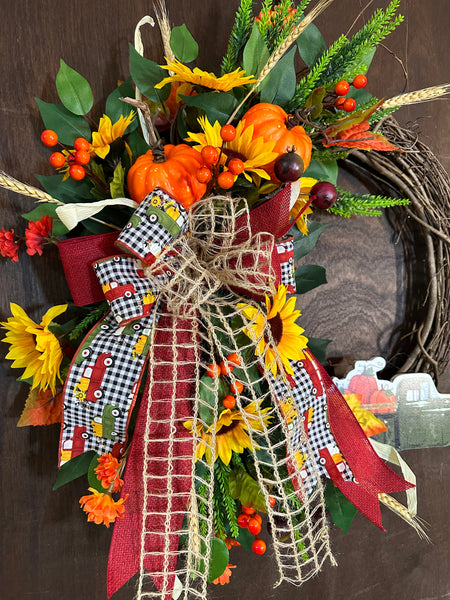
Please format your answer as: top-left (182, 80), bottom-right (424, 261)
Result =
top-left (127, 143), bottom-right (206, 210)
top-left (241, 103), bottom-right (312, 181)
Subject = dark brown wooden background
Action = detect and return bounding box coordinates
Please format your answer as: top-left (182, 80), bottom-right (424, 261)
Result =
top-left (0, 1), bottom-right (449, 599)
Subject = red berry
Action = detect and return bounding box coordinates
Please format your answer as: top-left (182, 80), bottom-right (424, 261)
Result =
top-left (220, 124), bottom-right (236, 142)
top-left (242, 506), bottom-right (255, 515)
top-left (334, 96), bottom-right (346, 110)
top-left (227, 352), bottom-right (241, 367)
top-left (334, 80), bottom-right (350, 96)
top-left (253, 513), bottom-right (262, 524)
top-left (248, 518), bottom-right (262, 536)
top-left (206, 363), bottom-right (221, 378)
top-left (252, 538), bottom-right (266, 555)
top-left (201, 145), bottom-right (219, 165)
top-left (352, 74), bottom-right (368, 89)
top-left (74, 149), bottom-right (91, 165)
top-left (229, 380), bottom-right (244, 394)
top-left (268, 495), bottom-right (276, 508)
top-left (237, 513), bottom-right (251, 528)
top-left (49, 152), bottom-right (66, 168)
top-left (228, 158), bottom-right (244, 176)
top-left (274, 151), bottom-right (304, 182)
top-left (217, 171), bottom-right (235, 190)
top-left (73, 137), bottom-right (90, 151)
top-left (69, 164), bottom-right (86, 180)
top-left (222, 394), bottom-right (236, 409)
top-left (41, 129), bottom-right (58, 147)
top-left (196, 166), bottom-right (212, 184)
top-left (343, 98), bottom-right (356, 112)
top-left (310, 181), bottom-right (338, 210)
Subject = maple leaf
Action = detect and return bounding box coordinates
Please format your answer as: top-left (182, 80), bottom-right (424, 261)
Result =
top-left (17, 386), bottom-right (64, 427)
top-left (343, 393), bottom-right (388, 437)
top-left (323, 121), bottom-right (401, 151)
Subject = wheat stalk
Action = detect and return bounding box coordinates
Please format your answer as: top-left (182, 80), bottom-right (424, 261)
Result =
top-left (382, 84), bottom-right (450, 109)
top-left (153, 0), bottom-right (175, 68)
top-left (379, 493), bottom-right (430, 541)
top-left (227, 0), bottom-right (336, 123)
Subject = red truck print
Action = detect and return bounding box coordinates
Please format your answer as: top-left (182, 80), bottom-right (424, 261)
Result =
top-left (60, 425), bottom-right (90, 462)
top-left (73, 352), bottom-right (113, 402)
top-left (102, 280), bottom-right (136, 302)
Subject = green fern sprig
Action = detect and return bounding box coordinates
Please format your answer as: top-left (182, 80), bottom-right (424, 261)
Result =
top-left (221, 0), bottom-right (255, 75)
top-left (214, 461), bottom-right (240, 539)
top-left (68, 302), bottom-right (109, 341)
top-left (368, 105), bottom-right (400, 124)
top-left (311, 149), bottom-right (349, 162)
top-left (329, 188), bottom-right (409, 218)
top-left (198, 482), bottom-right (210, 538)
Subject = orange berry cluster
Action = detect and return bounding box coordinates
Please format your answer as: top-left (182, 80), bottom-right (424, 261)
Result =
top-left (195, 125), bottom-right (244, 191)
top-left (237, 498), bottom-right (275, 555)
top-left (206, 352), bottom-right (242, 410)
top-left (41, 129), bottom-right (91, 180)
top-left (333, 74), bottom-right (368, 113)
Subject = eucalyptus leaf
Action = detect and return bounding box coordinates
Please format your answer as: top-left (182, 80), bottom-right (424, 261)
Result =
top-left (324, 481), bottom-right (358, 533)
top-left (87, 453), bottom-right (105, 492)
top-left (260, 47), bottom-right (297, 107)
top-left (180, 92), bottom-right (238, 126)
top-left (34, 173), bottom-right (93, 203)
top-left (56, 59), bottom-right (94, 115)
top-left (170, 24), bottom-right (199, 62)
top-left (35, 98), bottom-right (91, 145)
top-left (307, 337), bottom-right (332, 364)
top-left (295, 264), bottom-right (327, 294)
top-left (22, 203), bottom-right (69, 236)
top-left (242, 23), bottom-right (270, 78)
top-left (53, 450), bottom-right (97, 490)
top-left (129, 44), bottom-right (170, 103)
top-left (292, 221), bottom-right (329, 260)
top-left (297, 23), bottom-right (327, 68)
top-left (303, 157), bottom-right (338, 185)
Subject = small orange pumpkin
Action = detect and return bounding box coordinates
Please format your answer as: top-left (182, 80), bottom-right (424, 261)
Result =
top-left (127, 143), bottom-right (206, 210)
top-left (241, 103), bottom-right (312, 181)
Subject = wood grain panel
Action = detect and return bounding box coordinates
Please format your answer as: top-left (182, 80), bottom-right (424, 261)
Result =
top-left (0, 2), bottom-right (448, 599)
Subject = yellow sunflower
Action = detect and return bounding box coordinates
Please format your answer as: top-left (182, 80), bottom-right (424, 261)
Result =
top-left (1, 303), bottom-right (67, 393)
top-left (289, 177), bottom-right (318, 235)
top-left (184, 399), bottom-right (272, 466)
top-left (238, 285), bottom-right (308, 378)
top-left (155, 58), bottom-right (256, 92)
top-left (90, 112), bottom-right (135, 159)
top-left (186, 117), bottom-right (278, 185)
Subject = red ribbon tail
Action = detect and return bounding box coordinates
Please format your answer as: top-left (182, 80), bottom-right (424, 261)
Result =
top-left (107, 313), bottom-right (196, 598)
top-left (306, 351), bottom-right (414, 530)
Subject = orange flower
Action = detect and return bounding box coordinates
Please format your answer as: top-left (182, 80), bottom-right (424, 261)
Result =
top-left (79, 488), bottom-right (128, 527)
top-left (0, 228), bottom-right (20, 262)
top-left (94, 453), bottom-right (124, 492)
top-left (212, 563), bottom-right (236, 585)
top-left (25, 215), bottom-right (53, 256)
top-left (225, 537), bottom-right (240, 550)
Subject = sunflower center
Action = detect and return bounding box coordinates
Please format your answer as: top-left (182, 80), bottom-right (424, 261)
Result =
top-left (264, 312), bottom-right (283, 346)
top-left (218, 421), bottom-right (240, 435)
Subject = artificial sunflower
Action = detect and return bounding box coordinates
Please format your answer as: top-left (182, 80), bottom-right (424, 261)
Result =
top-left (239, 284), bottom-right (308, 377)
top-left (289, 177), bottom-right (318, 235)
top-left (183, 399), bottom-right (272, 466)
top-left (186, 117), bottom-right (278, 185)
top-left (1, 303), bottom-right (67, 393)
top-left (90, 112), bottom-right (135, 159)
top-left (155, 58), bottom-right (256, 92)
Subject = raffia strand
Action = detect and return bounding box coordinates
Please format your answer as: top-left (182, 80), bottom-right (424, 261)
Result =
top-left (382, 84), bottom-right (450, 109)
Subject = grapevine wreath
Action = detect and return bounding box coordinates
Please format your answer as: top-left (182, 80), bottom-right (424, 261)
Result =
top-left (1, 1), bottom-right (449, 599)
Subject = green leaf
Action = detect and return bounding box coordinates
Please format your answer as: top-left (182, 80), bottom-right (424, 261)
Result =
top-left (198, 373), bottom-right (228, 427)
top-left (105, 78), bottom-right (139, 131)
top-left (307, 337), bottom-right (332, 364)
top-left (292, 221), bottom-right (329, 260)
top-left (110, 162), bottom-right (125, 198)
top-left (87, 453), bottom-right (105, 492)
top-left (260, 47), bottom-right (297, 107)
top-left (303, 157), bottom-right (338, 185)
top-left (53, 450), bottom-right (97, 490)
top-left (170, 24), bottom-right (199, 62)
top-left (55, 59), bottom-right (93, 115)
top-left (207, 538), bottom-right (230, 582)
top-left (236, 525), bottom-right (254, 551)
top-left (242, 23), bottom-right (270, 78)
top-left (22, 203), bottom-right (69, 236)
top-left (324, 482), bottom-right (358, 533)
top-left (35, 98), bottom-right (91, 145)
top-left (297, 23), bottom-right (327, 68)
top-left (295, 264), bottom-right (327, 294)
top-left (229, 466), bottom-right (266, 511)
top-left (126, 129), bottom-right (150, 165)
top-left (180, 92), bottom-right (238, 126)
top-left (34, 173), bottom-right (93, 203)
top-left (129, 44), bottom-right (171, 103)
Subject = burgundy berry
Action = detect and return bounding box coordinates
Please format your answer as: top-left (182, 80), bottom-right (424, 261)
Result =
top-left (310, 181), bottom-right (338, 209)
top-left (274, 151), bottom-right (304, 182)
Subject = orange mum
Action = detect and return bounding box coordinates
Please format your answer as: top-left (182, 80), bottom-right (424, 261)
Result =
top-left (94, 453), bottom-right (124, 493)
top-left (79, 488), bottom-right (128, 527)
top-left (212, 563), bottom-right (236, 585)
